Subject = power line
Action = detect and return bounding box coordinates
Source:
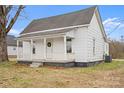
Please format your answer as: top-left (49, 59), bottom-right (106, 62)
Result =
top-left (107, 19), bottom-right (124, 36)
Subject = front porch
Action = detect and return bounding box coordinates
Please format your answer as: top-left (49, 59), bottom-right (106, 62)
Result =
top-left (17, 34), bottom-right (75, 63)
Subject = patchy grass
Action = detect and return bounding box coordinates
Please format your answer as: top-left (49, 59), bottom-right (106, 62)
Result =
top-left (0, 60), bottom-right (124, 88)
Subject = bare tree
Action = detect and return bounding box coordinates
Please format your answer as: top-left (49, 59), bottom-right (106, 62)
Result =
top-left (0, 5), bottom-right (24, 62)
top-left (109, 39), bottom-right (124, 59)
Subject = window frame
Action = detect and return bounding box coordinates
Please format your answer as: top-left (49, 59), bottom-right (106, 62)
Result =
top-left (13, 47), bottom-right (16, 50)
top-left (32, 41), bottom-right (36, 54)
top-left (66, 38), bottom-right (72, 53)
top-left (93, 38), bottom-right (95, 56)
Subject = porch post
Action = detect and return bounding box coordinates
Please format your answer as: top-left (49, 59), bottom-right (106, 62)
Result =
top-left (64, 36), bottom-right (67, 60)
top-left (30, 39), bottom-right (33, 61)
top-left (43, 38), bottom-right (46, 59)
top-left (17, 40), bottom-right (19, 60)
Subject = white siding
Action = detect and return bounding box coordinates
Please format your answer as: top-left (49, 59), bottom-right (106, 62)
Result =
top-left (52, 37), bottom-right (65, 60)
top-left (7, 46), bottom-right (17, 56)
top-left (72, 27), bottom-right (88, 62)
top-left (8, 46), bottom-right (22, 57)
top-left (66, 30), bottom-right (75, 38)
top-left (87, 12), bottom-right (105, 62)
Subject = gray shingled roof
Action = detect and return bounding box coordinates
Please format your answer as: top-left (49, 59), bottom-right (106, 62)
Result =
top-left (20, 6), bottom-right (96, 34)
top-left (7, 35), bottom-right (22, 46)
top-left (7, 35), bottom-right (17, 46)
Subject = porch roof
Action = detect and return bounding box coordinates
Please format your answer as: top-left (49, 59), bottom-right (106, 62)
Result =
top-left (18, 28), bottom-right (74, 38)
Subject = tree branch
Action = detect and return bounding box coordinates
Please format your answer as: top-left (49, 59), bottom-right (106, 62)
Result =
top-left (6, 5), bottom-right (24, 33)
top-left (0, 6), bottom-right (6, 33)
top-left (6, 5), bottom-right (13, 15)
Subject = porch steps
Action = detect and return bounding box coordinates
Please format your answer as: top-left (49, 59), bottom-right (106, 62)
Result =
top-left (30, 62), bottom-right (43, 68)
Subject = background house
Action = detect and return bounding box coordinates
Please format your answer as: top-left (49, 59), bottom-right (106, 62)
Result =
top-left (7, 35), bottom-right (22, 59)
top-left (7, 35), bottom-right (17, 58)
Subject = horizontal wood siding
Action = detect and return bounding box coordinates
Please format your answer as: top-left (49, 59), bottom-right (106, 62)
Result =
top-left (7, 46), bottom-right (17, 56)
top-left (72, 27), bottom-right (88, 62)
top-left (87, 12), bottom-right (105, 62)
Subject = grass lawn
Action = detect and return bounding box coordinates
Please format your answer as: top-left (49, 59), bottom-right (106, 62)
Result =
top-left (0, 60), bottom-right (124, 88)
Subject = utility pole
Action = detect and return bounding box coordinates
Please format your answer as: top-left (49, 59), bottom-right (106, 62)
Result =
top-left (121, 35), bottom-right (124, 42)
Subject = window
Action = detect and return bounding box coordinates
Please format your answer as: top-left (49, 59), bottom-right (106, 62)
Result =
top-left (32, 41), bottom-right (36, 54)
top-left (93, 38), bottom-right (95, 55)
top-left (33, 47), bottom-right (35, 54)
top-left (66, 38), bottom-right (72, 53)
top-left (47, 42), bottom-right (52, 47)
top-left (67, 38), bottom-right (71, 42)
top-left (13, 47), bottom-right (16, 50)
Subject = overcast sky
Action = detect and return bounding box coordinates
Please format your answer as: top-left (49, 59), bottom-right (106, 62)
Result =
top-left (8, 5), bottom-right (124, 40)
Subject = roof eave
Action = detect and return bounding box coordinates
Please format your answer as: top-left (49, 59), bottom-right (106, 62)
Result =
top-left (19, 24), bottom-right (89, 37)
top-left (95, 6), bottom-right (108, 42)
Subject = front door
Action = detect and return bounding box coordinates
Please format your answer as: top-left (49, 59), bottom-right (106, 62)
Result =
top-left (46, 39), bottom-right (53, 59)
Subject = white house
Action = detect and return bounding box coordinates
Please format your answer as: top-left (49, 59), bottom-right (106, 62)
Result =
top-left (7, 35), bottom-right (22, 58)
top-left (17, 6), bottom-right (109, 67)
